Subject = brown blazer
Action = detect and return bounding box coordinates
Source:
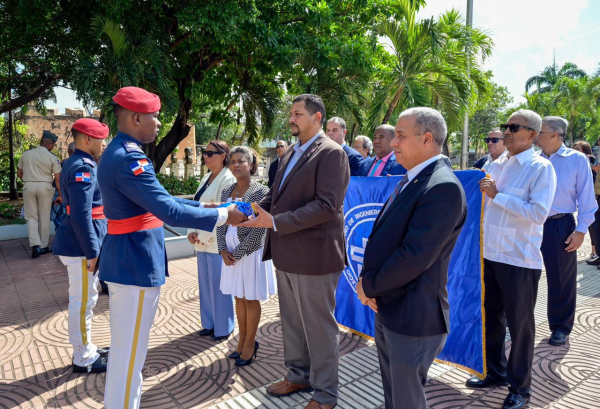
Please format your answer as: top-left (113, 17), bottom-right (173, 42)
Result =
top-left (259, 133), bottom-right (350, 275)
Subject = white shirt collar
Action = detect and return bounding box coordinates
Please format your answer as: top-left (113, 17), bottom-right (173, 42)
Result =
top-left (406, 154), bottom-right (443, 182)
top-left (513, 146), bottom-right (536, 165)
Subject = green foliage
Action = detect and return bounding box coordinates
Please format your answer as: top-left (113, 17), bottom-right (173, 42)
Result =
top-left (156, 174), bottom-right (199, 196)
top-left (469, 76), bottom-right (513, 151)
top-left (0, 202), bottom-right (17, 219)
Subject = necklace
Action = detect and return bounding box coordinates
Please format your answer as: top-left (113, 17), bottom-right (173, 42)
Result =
top-left (232, 183), bottom-right (249, 199)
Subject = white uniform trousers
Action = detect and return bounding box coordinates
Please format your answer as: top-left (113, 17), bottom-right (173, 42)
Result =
top-left (104, 282), bottom-right (160, 409)
top-left (59, 256), bottom-right (100, 366)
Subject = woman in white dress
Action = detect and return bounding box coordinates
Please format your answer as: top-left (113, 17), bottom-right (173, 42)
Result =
top-left (217, 146), bottom-right (276, 367)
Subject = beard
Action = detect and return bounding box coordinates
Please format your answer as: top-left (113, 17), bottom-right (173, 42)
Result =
top-left (291, 127), bottom-right (300, 137)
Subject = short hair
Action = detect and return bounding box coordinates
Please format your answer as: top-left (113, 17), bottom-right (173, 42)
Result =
top-left (543, 116), bottom-right (569, 139)
top-left (276, 140), bottom-right (288, 148)
top-left (574, 141), bottom-right (592, 155)
top-left (208, 140), bottom-right (230, 167)
top-left (354, 135), bottom-right (373, 155)
top-left (398, 107), bottom-right (448, 146)
top-left (489, 127), bottom-right (501, 133)
top-left (509, 109), bottom-right (542, 133)
top-left (375, 124), bottom-right (395, 139)
top-left (293, 94), bottom-right (326, 125)
top-left (327, 117), bottom-right (346, 130)
top-left (229, 146), bottom-right (259, 176)
top-left (112, 102), bottom-right (133, 122)
top-left (67, 142), bottom-right (76, 153)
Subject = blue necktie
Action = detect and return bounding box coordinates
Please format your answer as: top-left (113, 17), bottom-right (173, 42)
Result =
top-left (381, 175), bottom-right (409, 217)
top-left (368, 159), bottom-right (383, 177)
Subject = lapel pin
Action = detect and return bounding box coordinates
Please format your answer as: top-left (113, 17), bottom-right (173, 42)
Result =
top-left (413, 179), bottom-right (418, 183)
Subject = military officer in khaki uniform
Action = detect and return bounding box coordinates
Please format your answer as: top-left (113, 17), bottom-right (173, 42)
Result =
top-left (17, 130), bottom-right (62, 258)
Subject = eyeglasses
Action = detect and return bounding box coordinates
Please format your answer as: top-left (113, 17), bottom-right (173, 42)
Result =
top-left (499, 123), bottom-right (536, 133)
top-left (276, 145), bottom-right (285, 149)
top-left (484, 138), bottom-right (503, 144)
top-left (202, 150), bottom-right (222, 158)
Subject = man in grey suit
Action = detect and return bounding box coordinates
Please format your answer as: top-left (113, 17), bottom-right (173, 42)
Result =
top-left (241, 94), bottom-right (350, 409)
top-left (357, 107), bottom-right (467, 409)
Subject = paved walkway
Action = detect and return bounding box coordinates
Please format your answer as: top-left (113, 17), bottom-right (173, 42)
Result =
top-left (0, 236), bottom-right (599, 408)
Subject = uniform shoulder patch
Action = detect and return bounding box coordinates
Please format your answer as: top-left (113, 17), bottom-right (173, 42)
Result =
top-left (129, 159), bottom-right (152, 176)
top-left (82, 157), bottom-right (96, 167)
top-left (75, 172), bottom-right (91, 182)
top-left (123, 141), bottom-right (144, 153)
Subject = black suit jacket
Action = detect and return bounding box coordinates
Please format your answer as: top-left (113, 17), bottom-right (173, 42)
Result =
top-left (268, 158), bottom-right (279, 188)
top-left (342, 144), bottom-right (363, 176)
top-left (358, 154), bottom-right (407, 176)
top-left (361, 158), bottom-right (467, 337)
top-left (473, 156), bottom-right (487, 170)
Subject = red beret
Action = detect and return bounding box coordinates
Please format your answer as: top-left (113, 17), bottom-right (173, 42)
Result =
top-left (72, 118), bottom-right (109, 139)
top-left (112, 86), bottom-right (161, 113)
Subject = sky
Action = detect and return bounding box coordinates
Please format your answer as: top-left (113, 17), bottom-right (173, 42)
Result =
top-left (48, 0), bottom-right (600, 112)
top-left (417, 0), bottom-right (600, 105)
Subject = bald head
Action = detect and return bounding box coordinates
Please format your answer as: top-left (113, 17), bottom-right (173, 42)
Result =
top-left (372, 125), bottom-right (395, 158)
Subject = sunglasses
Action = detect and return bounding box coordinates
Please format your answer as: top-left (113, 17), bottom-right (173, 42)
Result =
top-left (202, 150), bottom-right (222, 158)
top-left (276, 145), bottom-right (286, 148)
top-left (484, 138), bottom-right (503, 144)
top-left (499, 123), bottom-right (536, 133)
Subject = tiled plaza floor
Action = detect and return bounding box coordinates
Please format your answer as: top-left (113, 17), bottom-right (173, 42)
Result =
top-left (1, 236), bottom-right (599, 408)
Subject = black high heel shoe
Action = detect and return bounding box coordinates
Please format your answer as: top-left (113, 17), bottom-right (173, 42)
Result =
top-left (234, 341), bottom-right (259, 367)
top-left (229, 341), bottom-right (258, 360)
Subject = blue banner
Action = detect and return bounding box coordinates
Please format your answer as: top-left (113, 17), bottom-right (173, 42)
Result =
top-left (335, 170), bottom-right (486, 377)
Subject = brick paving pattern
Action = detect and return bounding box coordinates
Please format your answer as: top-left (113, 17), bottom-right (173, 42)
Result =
top-left (1, 236), bottom-right (599, 408)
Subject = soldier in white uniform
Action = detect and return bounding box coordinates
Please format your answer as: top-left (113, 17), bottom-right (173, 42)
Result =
top-left (17, 130), bottom-right (62, 258)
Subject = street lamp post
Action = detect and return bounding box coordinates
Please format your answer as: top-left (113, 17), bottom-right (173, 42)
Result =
top-left (460, 0), bottom-right (473, 170)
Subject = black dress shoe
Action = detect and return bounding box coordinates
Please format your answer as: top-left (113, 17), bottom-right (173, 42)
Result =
top-left (198, 328), bottom-right (214, 337)
top-left (548, 331), bottom-right (569, 346)
top-left (235, 342), bottom-right (259, 367)
top-left (97, 347), bottom-right (110, 357)
top-left (586, 255), bottom-right (600, 265)
top-left (72, 355), bottom-right (108, 373)
top-left (466, 375), bottom-right (509, 389)
top-left (31, 246), bottom-right (43, 259)
top-left (99, 280), bottom-right (109, 294)
top-left (502, 392), bottom-right (529, 409)
top-left (229, 341), bottom-right (258, 359)
top-left (39, 247), bottom-right (52, 255)
top-left (210, 332), bottom-right (231, 341)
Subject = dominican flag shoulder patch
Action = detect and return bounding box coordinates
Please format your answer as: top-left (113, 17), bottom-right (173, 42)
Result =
top-left (130, 159), bottom-right (151, 176)
top-left (75, 172), bottom-right (91, 182)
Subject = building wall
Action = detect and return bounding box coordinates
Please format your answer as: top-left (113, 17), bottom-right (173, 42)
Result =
top-left (20, 104), bottom-right (196, 165)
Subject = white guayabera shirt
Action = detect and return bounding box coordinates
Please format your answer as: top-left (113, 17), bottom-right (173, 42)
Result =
top-left (483, 146), bottom-right (557, 269)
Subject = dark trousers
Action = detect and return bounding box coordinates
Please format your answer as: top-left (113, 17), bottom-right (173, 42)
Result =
top-left (375, 315), bottom-right (446, 409)
top-left (541, 215), bottom-right (578, 335)
top-left (588, 196), bottom-right (600, 248)
top-left (484, 259), bottom-right (541, 398)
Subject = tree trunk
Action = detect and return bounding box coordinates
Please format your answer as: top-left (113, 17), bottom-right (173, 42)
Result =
top-left (381, 84), bottom-right (405, 125)
top-left (570, 111), bottom-right (575, 147)
top-left (151, 99), bottom-right (193, 171)
top-left (8, 106), bottom-right (18, 200)
top-left (442, 137), bottom-right (450, 157)
top-left (0, 75), bottom-right (60, 115)
top-left (348, 123), bottom-right (358, 145)
top-left (215, 121), bottom-right (223, 140)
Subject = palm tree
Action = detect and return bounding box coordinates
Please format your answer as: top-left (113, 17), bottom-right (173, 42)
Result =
top-left (73, 17), bottom-right (178, 134)
top-left (525, 62), bottom-right (586, 94)
top-left (368, 1), bottom-right (493, 131)
top-left (554, 76), bottom-right (600, 145)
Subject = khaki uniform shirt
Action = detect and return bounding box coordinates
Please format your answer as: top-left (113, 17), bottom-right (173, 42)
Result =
top-left (18, 146), bottom-right (61, 182)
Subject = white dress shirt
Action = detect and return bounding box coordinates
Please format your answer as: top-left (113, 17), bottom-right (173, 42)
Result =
top-left (483, 147), bottom-right (557, 269)
top-left (482, 150), bottom-right (508, 172)
top-left (399, 154), bottom-right (442, 193)
top-left (539, 144), bottom-right (598, 233)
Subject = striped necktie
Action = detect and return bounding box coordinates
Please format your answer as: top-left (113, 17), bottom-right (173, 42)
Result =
top-left (380, 174), bottom-right (409, 217)
top-left (368, 159), bottom-right (383, 176)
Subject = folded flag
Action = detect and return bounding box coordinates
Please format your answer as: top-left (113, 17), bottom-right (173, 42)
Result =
top-left (217, 201), bottom-right (258, 217)
top-left (130, 159), bottom-right (151, 176)
top-left (75, 172), bottom-right (91, 182)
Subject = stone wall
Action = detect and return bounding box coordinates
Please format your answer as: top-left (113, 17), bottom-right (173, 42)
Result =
top-left (20, 104), bottom-right (196, 166)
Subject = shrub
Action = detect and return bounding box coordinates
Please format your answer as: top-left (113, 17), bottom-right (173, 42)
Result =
top-left (0, 202), bottom-right (16, 219)
top-left (156, 174), bottom-right (199, 195)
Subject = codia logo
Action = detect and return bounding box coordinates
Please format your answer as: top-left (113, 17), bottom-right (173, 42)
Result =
top-left (343, 203), bottom-right (382, 293)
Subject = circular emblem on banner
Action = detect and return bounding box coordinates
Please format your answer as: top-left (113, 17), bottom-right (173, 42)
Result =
top-left (343, 203), bottom-right (382, 293)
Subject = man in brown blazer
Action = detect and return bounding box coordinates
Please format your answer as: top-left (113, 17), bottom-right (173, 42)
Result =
top-left (241, 94), bottom-right (349, 409)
